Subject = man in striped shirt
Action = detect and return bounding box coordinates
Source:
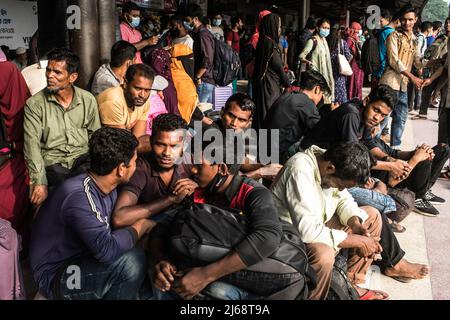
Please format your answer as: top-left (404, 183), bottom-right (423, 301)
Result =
top-left (30, 128), bottom-right (154, 300)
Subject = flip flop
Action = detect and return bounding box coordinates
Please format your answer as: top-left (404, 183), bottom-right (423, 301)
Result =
top-left (438, 171), bottom-right (450, 181)
top-left (389, 221), bottom-right (406, 233)
top-left (359, 289), bottom-right (390, 300)
top-left (390, 276), bottom-right (412, 283)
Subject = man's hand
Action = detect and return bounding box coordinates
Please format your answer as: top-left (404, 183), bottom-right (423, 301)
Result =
top-left (173, 267), bottom-right (212, 300)
top-left (153, 260), bottom-right (178, 292)
top-left (202, 117), bottom-right (214, 125)
top-left (412, 76), bottom-right (424, 90)
top-left (146, 35), bottom-right (160, 46)
top-left (170, 179), bottom-right (198, 204)
top-left (389, 159), bottom-right (412, 179)
top-left (421, 78), bottom-right (433, 89)
top-left (355, 234), bottom-right (383, 258)
top-left (413, 144), bottom-right (433, 163)
top-left (30, 184), bottom-right (48, 207)
top-left (363, 177), bottom-right (376, 190)
top-left (331, 102), bottom-right (340, 111)
top-left (259, 163), bottom-right (283, 180)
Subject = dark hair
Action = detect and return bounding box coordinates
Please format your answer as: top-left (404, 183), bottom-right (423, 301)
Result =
top-left (125, 63), bottom-right (154, 84)
top-left (202, 16), bottom-right (211, 26)
top-left (231, 16), bottom-right (241, 28)
top-left (197, 124), bottom-right (243, 175)
top-left (299, 70), bottom-right (331, 96)
top-left (47, 48), bottom-right (80, 74)
top-left (380, 8), bottom-right (392, 21)
top-left (368, 85), bottom-right (398, 110)
top-left (224, 93), bottom-right (256, 116)
top-left (421, 21), bottom-right (433, 33)
top-left (185, 3), bottom-right (203, 20)
top-left (89, 127), bottom-right (138, 176)
top-left (305, 16), bottom-right (317, 30)
top-left (110, 41), bottom-right (137, 68)
top-left (433, 21), bottom-right (443, 31)
top-left (398, 3), bottom-right (417, 17)
top-left (323, 141), bottom-right (373, 185)
top-left (151, 113), bottom-right (187, 143)
top-left (316, 18), bottom-right (330, 29)
top-left (327, 24), bottom-right (341, 52)
top-left (122, 1), bottom-right (140, 14)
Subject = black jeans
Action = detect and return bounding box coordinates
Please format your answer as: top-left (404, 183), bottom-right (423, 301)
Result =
top-left (419, 76), bottom-right (439, 115)
top-left (53, 248), bottom-right (148, 300)
top-left (46, 153), bottom-right (90, 191)
top-left (378, 213), bottom-right (405, 270)
top-left (373, 144), bottom-right (450, 199)
top-left (438, 87), bottom-right (449, 144)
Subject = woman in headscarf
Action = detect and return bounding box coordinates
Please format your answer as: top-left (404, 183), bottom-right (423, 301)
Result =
top-left (0, 49), bottom-right (31, 244)
top-left (142, 46), bottom-right (180, 115)
top-left (244, 10), bottom-right (271, 98)
top-left (252, 13), bottom-right (290, 129)
top-left (299, 18), bottom-right (334, 104)
top-left (328, 24), bottom-right (353, 104)
top-left (345, 22), bottom-right (365, 100)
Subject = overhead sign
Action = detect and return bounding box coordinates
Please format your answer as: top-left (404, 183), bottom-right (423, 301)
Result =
top-left (0, 0), bottom-right (38, 49)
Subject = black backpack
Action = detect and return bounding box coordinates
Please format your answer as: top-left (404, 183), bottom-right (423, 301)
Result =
top-left (326, 251), bottom-right (360, 300)
top-left (361, 36), bottom-right (381, 75)
top-left (212, 38), bottom-right (241, 87)
top-left (167, 203), bottom-right (317, 300)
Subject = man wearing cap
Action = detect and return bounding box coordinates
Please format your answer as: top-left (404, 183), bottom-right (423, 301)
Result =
top-left (97, 63), bottom-right (166, 153)
top-left (13, 47), bottom-right (28, 71)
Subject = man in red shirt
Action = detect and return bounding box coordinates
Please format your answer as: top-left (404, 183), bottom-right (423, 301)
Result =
top-left (226, 17), bottom-right (244, 53)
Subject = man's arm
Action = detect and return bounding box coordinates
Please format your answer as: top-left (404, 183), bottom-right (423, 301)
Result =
top-left (65, 192), bottom-right (153, 264)
top-left (132, 120), bottom-right (151, 153)
top-left (86, 96), bottom-right (102, 138)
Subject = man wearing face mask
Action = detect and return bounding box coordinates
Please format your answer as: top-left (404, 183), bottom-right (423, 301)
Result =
top-left (183, 3), bottom-right (216, 104)
top-left (91, 41), bottom-right (137, 96)
top-left (120, 2), bottom-right (158, 64)
top-left (24, 48), bottom-right (101, 207)
top-left (211, 13), bottom-right (224, 42)
top-left (169, 16), bottom-right (194, 50)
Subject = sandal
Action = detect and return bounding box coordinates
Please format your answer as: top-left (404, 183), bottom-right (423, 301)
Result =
top-left (389, 221), bottom-right (406, 233)
top-left (390, 276), bottom-right (412, 283)
top-left (439, 171), bottom-right (450, 181)
top-left (359, 289), bottom-right (390, 300)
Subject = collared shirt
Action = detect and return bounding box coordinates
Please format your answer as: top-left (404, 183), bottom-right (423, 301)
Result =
top-left (271, 146), bottom-right (368, 251)
top-left (379, 30), bottom-right (423, 92)
top-left (24, 87), bottom-right (101, 185)
top-left (192, 25), bottom-right (216, 85)
top-left (120, 22), bottom-right (143, 63)
top-left (96, 85), bottom-right (151, 130)
top-left (120, 153), bottom-right (192, 204)
top-left (91, 64), bottom-right (122, 96)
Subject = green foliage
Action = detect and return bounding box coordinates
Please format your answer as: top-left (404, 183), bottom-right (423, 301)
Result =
top-left (422, 0), bottom-right (449, 22)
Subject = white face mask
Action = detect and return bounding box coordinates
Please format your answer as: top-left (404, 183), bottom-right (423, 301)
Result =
top-left (213, 19), bottom-right (222, 27)
top-left (148, 22), bottom-right (154, 31)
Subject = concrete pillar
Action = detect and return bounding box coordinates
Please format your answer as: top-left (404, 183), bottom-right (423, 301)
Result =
top-left (69, 0), bottom-right (100, 90)
top-left (298, 0), bottom-right (310, 31)
top-left (37, 0), bottom-right (69, 58)
top-left (97, 0), bottom-right (116, 65)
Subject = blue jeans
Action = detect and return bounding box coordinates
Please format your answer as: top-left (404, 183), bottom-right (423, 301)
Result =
top-left (153, 281), bottom-right (258, 300)
top-left (54, 248), bottom-right (148, 300)
top-left (348, 187), bottom-right (397, 214)
top-left (197, 82), bottom-right (214, 103)
top-left (390, 91), bottom-right (408, 147)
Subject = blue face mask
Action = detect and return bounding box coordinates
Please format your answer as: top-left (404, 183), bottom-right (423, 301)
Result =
top-left (184, 21), bottom-right (194, 32)
top-left (212, 19), bottom-right (222, 27)
top-left (130, 16), bottom-right (140, 28)
top-left (319, 28), bottom-right (330, 38)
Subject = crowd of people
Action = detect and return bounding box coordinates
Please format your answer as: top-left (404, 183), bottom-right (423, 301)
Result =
top-left (1, 1), bottom-right (449, 301)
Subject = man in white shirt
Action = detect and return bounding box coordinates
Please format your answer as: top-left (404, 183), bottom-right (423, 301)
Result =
top-left (271, 142), bottom-right (387, 300)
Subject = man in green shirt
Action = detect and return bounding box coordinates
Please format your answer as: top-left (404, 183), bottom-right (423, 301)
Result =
top-left (24, 48), bottom-right (101, 207)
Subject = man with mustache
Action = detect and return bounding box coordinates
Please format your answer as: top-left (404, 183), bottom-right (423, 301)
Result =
top-left (97, 64), bottom-right (156, 154)
top-left (24, 48), bottom-right (101, 207)
top-left (113, 113), bottom-right (197, 228)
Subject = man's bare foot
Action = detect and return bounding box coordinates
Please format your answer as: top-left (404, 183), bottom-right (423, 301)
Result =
top-left (384, 259), bottom-right (429, 280)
